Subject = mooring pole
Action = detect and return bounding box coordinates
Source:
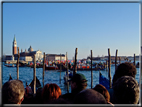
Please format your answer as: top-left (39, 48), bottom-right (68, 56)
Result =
top-left (33, 54), bottom-right (36, 95)
top-left (106, 60), bottom-right (108, 71)
top-left (42, 52), bottom-right (45, 87)
top-left (73, 48), bottom-right (78, 75)
top-left (91, 50), bottom-right (93, 89)
top-left (115, 49), bottom-right (118, 71)
top-left (134, 54), bottom-right (136, 66)
top-left (60, 54), bottom-right (62, 84)
top-left (17, 47), bottom-right (20, 80)
top-left (66, 52), bottom-right (69, 93)
top-left (108, 48), bottom-right (112, 89)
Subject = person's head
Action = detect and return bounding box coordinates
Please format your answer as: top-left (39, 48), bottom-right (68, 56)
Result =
top-left (112, 62), bottom-right (136, 85)
top-left (73, 89), bottom-right (107, 104)
top-left (113, 76), bottom-right (140, 104)
top-left (41, 83), bottom-right (61, 103)
top-left (2, 79), bottom-right (25, 104)
top-left (70, 73), bottom-right (87, 92)
top-left (93, 84), bottom-right (110, 102)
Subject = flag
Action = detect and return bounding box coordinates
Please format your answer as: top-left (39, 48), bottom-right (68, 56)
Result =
top-left (99, 72), bottom-right (110, 89)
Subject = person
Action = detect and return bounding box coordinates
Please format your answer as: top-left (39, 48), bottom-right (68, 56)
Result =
top-left (108, 62), bottom-right (137, 103)
top-left (41, 83), bottom-right (61, 103)
top-left (22, 85), bottom-right (35, 104)
top-left (2, 79), bottom-right (25, 104)
top-left (73, 89), bottom-right (107, 104)
top-left (33, 87), bottom-right (43, 104)
top-left (93, 84), bottom-right (114, 106)
top-left (112, 62), bottom-right (137, 85)
top-left (60, 73), bottom-right (88, 103)
top-left (113, 76), bottom-right (140, 104)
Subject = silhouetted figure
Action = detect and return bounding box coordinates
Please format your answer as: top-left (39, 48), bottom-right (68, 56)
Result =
top-left (73, 89), bottom-right (107, 104)
top-left (93, 84), bottom-right (114, 106)
top-left (108, 62), bottom-right (137, 103)
top-left (60, 73), bottom-right (87, 103)
top-left (113, 76), bottom-right (139, 104)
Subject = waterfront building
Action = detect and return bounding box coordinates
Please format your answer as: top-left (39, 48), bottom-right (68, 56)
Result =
top-left (14, 46), bottom-right (43, 62)
top-left (46, 54), bottom-right (66, 61)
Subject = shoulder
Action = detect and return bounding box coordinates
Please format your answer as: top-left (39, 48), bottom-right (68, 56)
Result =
top-left (59, 93), bottom-right (74, 103)
top-left (60, 93), bottom-right (72, 99)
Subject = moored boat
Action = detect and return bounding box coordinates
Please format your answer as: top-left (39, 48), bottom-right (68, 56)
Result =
top-left (136, 62), bottom-right (139, 68)
top-left (45, 64), bottom-right (59, 70)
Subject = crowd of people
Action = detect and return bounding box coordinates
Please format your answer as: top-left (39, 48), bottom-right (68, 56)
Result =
top-left (1, 62), bottom-right (141, 105)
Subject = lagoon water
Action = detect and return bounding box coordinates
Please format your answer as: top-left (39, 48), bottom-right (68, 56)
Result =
top-left (2, 61), bottom-right (140, 95)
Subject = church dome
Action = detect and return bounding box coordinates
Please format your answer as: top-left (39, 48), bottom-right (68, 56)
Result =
top-left (28, 46), bottom-right (34, 52)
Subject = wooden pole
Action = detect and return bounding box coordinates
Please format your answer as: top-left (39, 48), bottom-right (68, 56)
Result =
top-left (66, 52), bottom-right (69, 93)
top-left (108, 48), bottom-right (112, 89)
top-left (106, 60), bottom-right (108, 71)
top-left (91, 50), bottom-right (93, 89)
top-left (33, 54), bottom-right (36, 94)
top-left (73, 48), bottom-right (78, 75)
top-left (119, 57), bottom-right (121, 64)
top-left (60, 54), bottom-right (62, 84)
top-left (42, 52), bottom-right (45, 87)
top-left (17, 47), bottom-right (20, 80)
top-left (115, 49), bottom-right (118, 71)
top-left (134, 54), bottom-right (136, 66)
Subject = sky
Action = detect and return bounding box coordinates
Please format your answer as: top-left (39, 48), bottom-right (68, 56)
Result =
top-left (1, 1), bottom-right (141, 59)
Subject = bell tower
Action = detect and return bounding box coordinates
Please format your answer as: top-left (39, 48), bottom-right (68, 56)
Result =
top-left (13, 35), bottom-right (17, 55)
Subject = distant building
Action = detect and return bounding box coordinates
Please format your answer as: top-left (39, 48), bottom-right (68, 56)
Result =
top-left (13, 35), bottom-right (17, 55)
top-left (3, 36), bottom-right (43, 62)
top-left (14, 46), bottom-right (43, 62)
top-left (3, 55), bottom-right (13, 61)
top-left (46, 54), bottom-right (66, 61)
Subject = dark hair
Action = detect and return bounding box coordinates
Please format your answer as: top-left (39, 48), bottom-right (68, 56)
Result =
top-left (73, 89), bottom-right (107, 104)
top-left (41, 83), bottom-right (61, 103)
top-left (112, 62), bottom-right (136, 85)
top-left (113, 76), bottom-right (139, 104)
top-left (2, 80), bottom-right (25, 104)
top-left (93, 84), bottom-right (110, 102)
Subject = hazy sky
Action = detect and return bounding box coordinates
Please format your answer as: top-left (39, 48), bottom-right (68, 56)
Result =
top-left (2, 1), bottom-right (141, 59)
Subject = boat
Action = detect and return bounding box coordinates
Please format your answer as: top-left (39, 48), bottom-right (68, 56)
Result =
top-left (99, 71), bottom-right (110, 89)
top-left (9, 74), bottom-right (13, 81)
top-left (30, 64), bottom-right (43, 68)
top-left (136, 62), bottom-right (139, 68)
top-left (56, 63), bottom-right (69, 71)
top-left (63, 70), bottom-right (73, 85)
top-left (45, 64), bottom-right (59, 70)
top-left (29, 76), bottom-right (42, 92)
top-left (4, 63), bottom-right (28, 67)
top-left (4, 64), bottom-right (16, 67)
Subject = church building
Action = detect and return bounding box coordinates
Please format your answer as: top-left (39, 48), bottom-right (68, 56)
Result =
top-left (12, 36), bottom-right (43, 62)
